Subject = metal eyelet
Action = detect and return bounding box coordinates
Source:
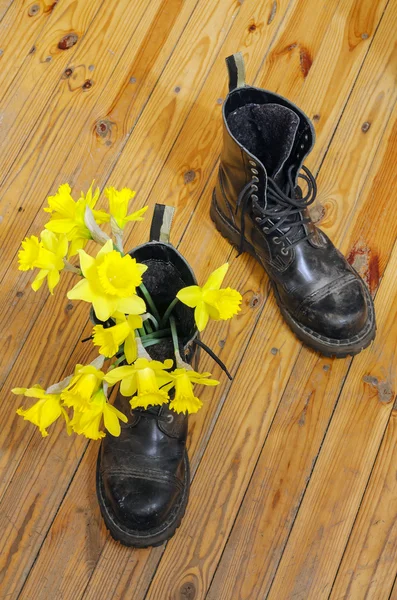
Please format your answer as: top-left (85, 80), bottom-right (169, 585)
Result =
top-left (251, 168), bottom-right (258, 175)
top-left (281, 247), bottom-right (289, 256)
top-left (166, 414), bottom-right (174, 423)
top-left (263, 227), bottom-right (270, 233)
top-left (252, 176), bottom-right (259, 183)
top-left (273, 237), bottom-right (281, 244)
top-left (255, 216), bottom-right (262, 223)
top-left (300, 143), bottom-right (305, 150)
top-left (252, 184), bottom-right (258, 192)
top-left (249, 160), bottom-right (256, 166)
top-left (251, 194), bottom-right (258, 202)
top-left (304, 134), bottom-right (309, 141)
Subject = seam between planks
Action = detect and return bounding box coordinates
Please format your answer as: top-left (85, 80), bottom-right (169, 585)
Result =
top-left (0, 0), bottom-right (14, 23)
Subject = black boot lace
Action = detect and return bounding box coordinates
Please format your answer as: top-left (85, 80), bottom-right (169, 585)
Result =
top-left (237, 164), bottom-right (317, 256)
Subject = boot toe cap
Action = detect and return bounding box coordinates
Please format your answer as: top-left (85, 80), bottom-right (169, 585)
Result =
top-left (299, 278), bottom-right (369, 340)
top-left (102, 473), bottom-right (183, 532)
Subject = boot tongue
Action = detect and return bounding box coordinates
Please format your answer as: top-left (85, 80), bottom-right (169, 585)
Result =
top-left (244, 104), bottom-right (307, 240)
top-left (248, 103), bottom-right (300, 186)
top-left (227, 102), bottom-right (306, 239)
top-left (227, 102), bottom-right (300, 193)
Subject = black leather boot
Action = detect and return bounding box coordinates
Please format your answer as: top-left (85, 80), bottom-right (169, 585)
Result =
top-left (96, 238), bottom-right (199, 547)
top-left (211, 53), bottom-right (375, 357)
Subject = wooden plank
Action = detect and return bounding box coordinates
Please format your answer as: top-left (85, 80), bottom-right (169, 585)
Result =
top-left (266, 240), bottom-right (397, 599)
top-left (159, 0), bottom-right (388, 244)
top-left (0, 0), bottom-right (107, 181)
top-left (0, 0), bottom-right (60, 100)
top-left (14, 3), bottom-right (300, 597)
top-left (206, 5), bottom-right (397, 597)
top-left (4, 0), bottom-right (266, 596)
top-left (0, 0), bottom-right (195, 389)
top-left (208, 109), bottom-right (397, 600)
top-left (0, 319), bottom-right (97, 598)
top-left (0, 0), bottom-right (150, 276)
top-left (0, 0), bottom-right (209, 596)
top-left (16, 0), bottom-right (393, 597)
top-left (140, 2), bottom-right (397, 598)
top-left (0, 0), bottom-right (240, 494)
top-left (330, 404), bottom-right (397, 600)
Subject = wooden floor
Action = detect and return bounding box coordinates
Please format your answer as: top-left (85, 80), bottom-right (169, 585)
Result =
top-left (0, 0), bottom-right (396, 598)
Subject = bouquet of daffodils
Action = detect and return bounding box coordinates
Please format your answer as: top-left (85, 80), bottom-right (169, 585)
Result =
top-left (14, 184), bottom-right (242, 440)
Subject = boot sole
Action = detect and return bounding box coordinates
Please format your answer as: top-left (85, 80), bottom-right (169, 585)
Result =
top-left (210, 192), bottom-right (376, 358)
top-left (96, 448), bottom-right (190, 548)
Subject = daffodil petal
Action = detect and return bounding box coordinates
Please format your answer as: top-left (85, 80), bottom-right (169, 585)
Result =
top-left (117, 294), bottom-right (146, 315)
top-left (67, 278), bottom-right (93, 302)
top-left (47, 269), bottom-right (60, 294)
top-left (124, 333), bottom-right (137, 364)
top-left (92, 295), bottom-right (118, 322)
top-left (105, 366), bottom-right (134, 385)
top-left (31, 269), bottom-right (47, 292)
top-left (194, 302), bottom-right (210, 331)
top-left (78, 249), bottom-right (96, 278)
top-left (103, 404), bottom-right (122, 437)
top-left (176, 285), bottom-right (202, 308)
top-left (203, 263), bottom-right (229, 291)
top-left (96, 239), bottom-right (114, 258)
top-left (120, 377), bottom-right (137, 397)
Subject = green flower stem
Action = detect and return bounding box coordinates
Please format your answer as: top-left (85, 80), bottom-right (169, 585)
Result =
top-left (161, 297), bottom-right (179, 327)
top-left (139, 283), bottom-right (161, 323)
top-left (143, 313), bottom-right (159, 330)
top-left (142, 338), bottom-right (167, 348)
top-left (108, 353), bottom-right (126, 369)
top-left (140, 328), bottom-right (171, 341)
top-left (144, 320), bottom-right (153, 334)
top-left (138, 327), bottom-right (146, 337)
top-left (169, 315), bottom-right (184, 366)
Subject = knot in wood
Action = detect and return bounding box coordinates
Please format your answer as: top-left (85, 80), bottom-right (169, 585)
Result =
top-left (58, 33), bottom-right (79, 50)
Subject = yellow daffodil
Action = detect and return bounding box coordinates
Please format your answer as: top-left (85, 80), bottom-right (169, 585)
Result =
top-left (18, 230), bottom-right (68, 294)
top-left (166, 368), bottom-right (219, 414)
top-left (44, 183), bottom-right (109, 257)
top-left (92, 312), bottom-right (142, 363)
top-left (176, 263), bottom-right (242, 331)
top-left (13, 385), bottom-right (68, 437)
top-left (67, 240), bottom-right (147, 321)
top-left (18, 235), bottom-right (41, 271)
top-left (105, 357), bottom-right (173, 409)
top-left (61, 361), bottom-right (105, 411)
top-left (32, 230), bottom-right (68, 294)
top-left (105, 186), bottom-right (148, 229)
top-left (69, 387), bottom-right (127, 440)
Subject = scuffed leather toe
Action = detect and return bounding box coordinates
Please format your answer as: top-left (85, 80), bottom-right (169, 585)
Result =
top-left (102, 472), bottom-right (183, 532)
top-left (298, 277), bottom-right (369, 340)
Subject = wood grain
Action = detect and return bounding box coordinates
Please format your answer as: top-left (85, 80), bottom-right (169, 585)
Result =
top-left (330, 407), bottom-right (397, 600)
top-left (0, 0), bottom-right (396, 598)
top-left (208, 85), bottom-right (397, 600)
top-left (0, 0), bottom-right (59, 100)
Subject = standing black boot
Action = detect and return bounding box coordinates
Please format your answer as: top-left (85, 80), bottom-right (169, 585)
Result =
top-left (96, 219), bottom-right (199, 547)
top-left (211, 52), bottom-right (375, 357)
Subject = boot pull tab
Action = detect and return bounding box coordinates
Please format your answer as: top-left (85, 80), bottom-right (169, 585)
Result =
top-left (149, 203), bottom-right (175, 243)
top-left (225, 52), bottom-right (246, 92)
